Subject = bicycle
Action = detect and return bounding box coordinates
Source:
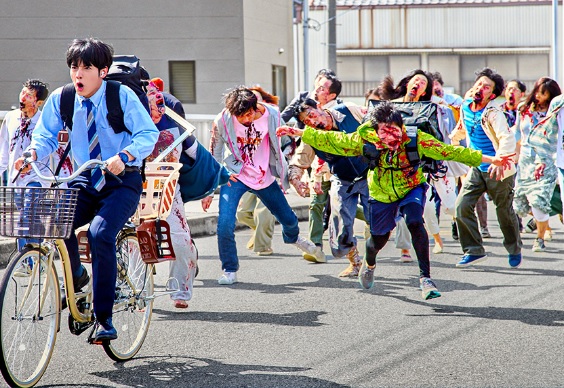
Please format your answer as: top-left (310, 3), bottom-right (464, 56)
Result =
top-left (0, 157), bottom-right (182, 387)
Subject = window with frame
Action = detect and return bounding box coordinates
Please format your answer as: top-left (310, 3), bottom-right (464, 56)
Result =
top-left (169, 61), bottom-right (196, 103)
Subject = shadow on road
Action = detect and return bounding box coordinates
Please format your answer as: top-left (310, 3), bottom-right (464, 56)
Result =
top-left (378, 285), bottom-right (564, 327)
top-left (82, 356), bottom-right (351, 388)
top-left (152, 308), bottom-right (327, 327)
top-left (194, 274), bottom-right (360, 294)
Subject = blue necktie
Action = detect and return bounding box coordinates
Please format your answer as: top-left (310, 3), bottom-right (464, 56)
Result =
top-left (84, 99), bottom-right (105, 191)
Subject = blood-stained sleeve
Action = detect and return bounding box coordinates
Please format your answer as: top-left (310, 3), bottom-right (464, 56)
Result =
top-left (301, 126), bottom-right (363, 157)
top-left (418, 130), bottom-right (482, 167)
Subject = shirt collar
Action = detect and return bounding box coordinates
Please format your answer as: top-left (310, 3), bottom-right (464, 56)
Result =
top-left (19, 109), bottom-right (41, 123)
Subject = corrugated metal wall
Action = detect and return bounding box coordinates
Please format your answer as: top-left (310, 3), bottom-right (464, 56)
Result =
top-left (302, 4), bottom-right (555, 94)
top-left (332, 5), bottom-right (553, 50)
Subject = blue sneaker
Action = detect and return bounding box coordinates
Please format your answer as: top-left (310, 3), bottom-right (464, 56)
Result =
top-left (508, 253), bottom-right (522, 268)
top-left (358, 260), bottom-right (375, 290)
top-left (456, 254), bottom-right (488, 268)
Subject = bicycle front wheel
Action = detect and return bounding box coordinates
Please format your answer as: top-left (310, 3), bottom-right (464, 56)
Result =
top-left (103, 233), bottom-right (154, 361)
top-left (0, 247), bottom-right (60, 387)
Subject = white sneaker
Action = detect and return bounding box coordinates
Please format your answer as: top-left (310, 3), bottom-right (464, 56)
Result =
top-left (532, 238), bottom-right (546, 253)
top-left (218, 271), bottom-right (237, 285)
top-left (294, 236), bottom-right (326, 263)
top-left (432, 244), bottom-right (443, 254)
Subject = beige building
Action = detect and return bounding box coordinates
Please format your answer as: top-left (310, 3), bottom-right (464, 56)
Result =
top-left (0, 0), bottom-right (294, 114)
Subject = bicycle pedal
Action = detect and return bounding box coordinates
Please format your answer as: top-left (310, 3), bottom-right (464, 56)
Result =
top-left (88, 338), bottom-right (109, 346)
top-left (68, 314), bottom-right (94, 336)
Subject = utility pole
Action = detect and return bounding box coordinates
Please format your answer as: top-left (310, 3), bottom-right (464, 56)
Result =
top-left (552, 0), bottom-right (559, 83)
top-left (328, 0), bottom-right (337, 72)
top-left (293, 0), bottom-right (300, 95)
top-left (303, 0), bottom-right (310, 90)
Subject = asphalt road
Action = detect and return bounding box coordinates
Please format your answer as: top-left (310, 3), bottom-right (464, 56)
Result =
top-left (1, 217), bottom-right (564, 388)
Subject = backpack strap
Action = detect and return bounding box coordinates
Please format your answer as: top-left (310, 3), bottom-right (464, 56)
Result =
top-left (404, 126), bottom-right (421, 177)
top-left (60, 83), bottom-right (76, 131)
top-left (105, 80), bottom-right (131, 135)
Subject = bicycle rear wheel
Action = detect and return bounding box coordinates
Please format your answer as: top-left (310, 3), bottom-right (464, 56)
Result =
top-left (103, 233), bottom-right (153, 361)
top-left (0, 247), bottom-right (60, 387)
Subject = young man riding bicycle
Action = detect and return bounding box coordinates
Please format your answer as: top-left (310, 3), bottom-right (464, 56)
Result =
top-left (15, 37), bottom-right (159, 342)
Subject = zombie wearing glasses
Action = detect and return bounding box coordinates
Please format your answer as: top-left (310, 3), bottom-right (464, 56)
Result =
top-left (282, 69), bottom-right (343, 262)
top-left (282, 99), bottom-right (370, 278)
top-left (203, 86), bottom-right (325, 286)
top-left (145, 81), bottom-right (198, 309)
top-left (277, 101), bottom-right (514, 300)
top-left (145, 80), bottom-right (233, 308)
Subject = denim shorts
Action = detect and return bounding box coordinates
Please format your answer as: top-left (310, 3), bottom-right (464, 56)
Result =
top-left (368, 184), bottom-right (427, 235)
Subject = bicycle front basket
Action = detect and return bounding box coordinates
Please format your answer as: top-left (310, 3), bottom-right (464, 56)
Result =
top-left (0, 186), bottom-right (79, 239)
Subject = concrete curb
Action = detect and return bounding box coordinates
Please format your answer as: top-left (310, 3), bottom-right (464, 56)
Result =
top-left (0, 204), bottom-right (310, 268)
top-left (186, 204), bottom-right (310, 237)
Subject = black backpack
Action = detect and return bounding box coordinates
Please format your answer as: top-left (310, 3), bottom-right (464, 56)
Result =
top-left (57, 55), bottom-right (150, 176)
top-left (364, 100), bottom-right (447, 179)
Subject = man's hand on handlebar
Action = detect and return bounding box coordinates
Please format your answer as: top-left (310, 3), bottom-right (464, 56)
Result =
top-left (105, 154), bottom-right (126, 176)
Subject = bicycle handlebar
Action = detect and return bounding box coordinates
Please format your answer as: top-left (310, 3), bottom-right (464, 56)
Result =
top-left (14, 152), bottom-right (123, 185)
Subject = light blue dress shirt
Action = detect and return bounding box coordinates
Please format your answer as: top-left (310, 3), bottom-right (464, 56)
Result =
top-left (30, 81), bottom-right (158, 168)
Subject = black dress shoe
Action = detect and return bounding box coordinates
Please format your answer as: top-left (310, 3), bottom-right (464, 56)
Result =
top-left (95, 318), bottom-right (118, 341)
top-left (73, 266), bottom-right (90, 291)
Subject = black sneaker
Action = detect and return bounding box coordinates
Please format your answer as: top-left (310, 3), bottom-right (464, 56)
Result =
top-left (452, 222), bottom-right (459, 241)
top-left (73, 266), bottom-right (90, 292)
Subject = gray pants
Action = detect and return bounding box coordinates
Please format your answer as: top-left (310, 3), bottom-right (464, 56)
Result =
top-left (455, 167), bottom-right (522, 256)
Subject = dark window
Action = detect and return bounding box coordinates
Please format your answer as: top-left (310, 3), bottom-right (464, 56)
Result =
top-left (169, 61), bottom-right (196, 103)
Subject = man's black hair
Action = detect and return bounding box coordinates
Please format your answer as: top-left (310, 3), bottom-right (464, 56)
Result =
top-left (294, 98), bottom-right (319, 123)
top-left (66, 37), bottom-right (114, 70)
top-left (507, 79), bottom-right (527, 93)
top-left (431, 71), bottom-right (444, 85)
top-left (23, 79), bottom-right (49, 101)
top-left (369, 101), bottom-right (403, 129)
top-left (323, 73), bottom-right (342, 98)
top-left (223, 86), bottom-right (258, 116)
top-left (316, 68), bottom-right (336, 78)
top-left (475, 67), bottom-right (505, 98)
